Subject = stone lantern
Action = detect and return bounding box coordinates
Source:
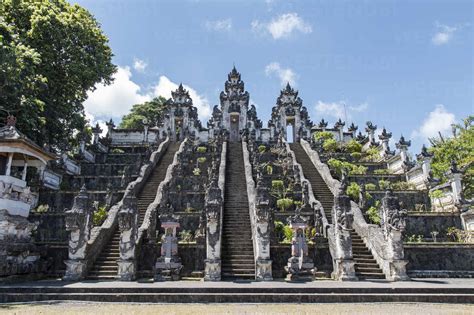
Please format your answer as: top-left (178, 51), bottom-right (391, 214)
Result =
top-left (285, 207), bottom-right (315, 281)
top-left (155, 213), bottom-right (182, 281)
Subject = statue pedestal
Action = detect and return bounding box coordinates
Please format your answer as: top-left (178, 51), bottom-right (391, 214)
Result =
top-left (285, 257), bottom-right (315, 282)
top-left (63, 259), bottom-right (87, 281)
top-left (204, 258), bottom-right (221, 281)
top-left (155, 257), bottom-right (182, 281)
top-left (117, 259), bottom-right (136, 281)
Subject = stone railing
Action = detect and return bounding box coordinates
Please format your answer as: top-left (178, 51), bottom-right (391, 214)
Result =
top-left (63, 137), bottom-right (170, 281)
top-left (204, 141), bottom-right (226, 281)
top-left (41, 168), bottom-right (62, 190)
top-left (289, 140), bottom-right (356, 280)
top-left (242, 140), bottom-right (272, 280)
top-left (126, 139), bottom-right (187, 279)
top-left (300, 139), bottom-right (409, 281)
top-left (61, 154), bottom-right (81, 175)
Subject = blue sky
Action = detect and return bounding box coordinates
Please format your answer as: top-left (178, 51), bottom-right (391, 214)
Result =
top-left (77, 0), bottom-right (473, 152)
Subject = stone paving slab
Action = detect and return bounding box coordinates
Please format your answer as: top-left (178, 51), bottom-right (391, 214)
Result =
top-left (1, 278), bottom-right (473, 289)
top-left (1, 302), bottom-right (473, 315)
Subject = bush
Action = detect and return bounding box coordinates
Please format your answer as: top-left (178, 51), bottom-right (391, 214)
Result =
top-left (391, 181), bottom-right (415, 190)
top-left (35, 204), bottom-right (49, 213)
top-left (346, 182), bottom-right (360, 202)
top-left (374, 169), bottom-right (390, 175)
top-left (364, 147), bottom-right (380, 162)
top-left (323, 138), bottom-right (338, 152)
top-left (258, 145), bottom-right (267, 153)
top-left (345, 139), bottom-right (362, 153)
top-left (179, 230), bottom-right (194, 243)
top-left (277, 198), bottom-right (294, 212)
top-left (274, 220), bottom-right (285, 241)
top-left (406, 234), bottom-right (424, 243)
top-left (197, 146), bottom-right (207, 153)
top-left (350, 165), bottom-right (367, 175)
top-left (197, 157), bottom-right (207, 164)
top-left (350, 152), bottom-right (362, 161)
top-left (193, 168), bottom-right (201, 176)
top-left (283, 225), bottom-right (293, 243)
top-left (93, 206), bottom-right (107, 226)
top-left (266, 164), bottom-right (273, 175)
top-left (365, 183), bottom-right (376, 191)
top-left (378, 179), bottom-right (391, 190)
top-left (328, 158), bottom-right (367, 177)
top-left (111, 148), bottom-right (125, 154)
top-left (366, 200), bottom-right (381, 224)
top-left (313, 131), bottom-right (334, 141)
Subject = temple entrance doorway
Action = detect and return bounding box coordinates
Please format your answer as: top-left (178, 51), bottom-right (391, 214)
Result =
top-left (230, 114), bottom-right (240, 142)
top-left (174, 118), bottom-right (183, 141)
top-left (286, 118), bottom-right (295, 143)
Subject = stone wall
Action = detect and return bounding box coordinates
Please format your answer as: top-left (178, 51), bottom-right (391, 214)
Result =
top-left (405, 212), bottom-right (462, 239)
top-left (405, 244), bottom-right (474, 277)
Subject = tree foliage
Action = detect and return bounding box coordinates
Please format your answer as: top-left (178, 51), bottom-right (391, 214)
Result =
top-left (429, 116), bottom-right (473, 199)
top-left (119, 97), bottom-right (167, 130)
top-left (0, 0), bottom-right (116, 151)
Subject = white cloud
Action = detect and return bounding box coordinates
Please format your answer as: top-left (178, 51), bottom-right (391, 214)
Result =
top-left (265, 62), bottom-right (297, 86)
top-left (205, 18), bottom-right (232, 32)
top-left (133, 58), bottom-right (148, 72)
top-left (252, 13), bottom-right (312, 39)
top-left (84, 66), bottom-right (151, 120)
top-left (411, 104), bottom-right (456, 141)
top-left (153, 76), bottom-right (212, 120)
top-left (314, 100), bottom-right (369, 121)
top-left (432, 23), bottom-right (460, 45)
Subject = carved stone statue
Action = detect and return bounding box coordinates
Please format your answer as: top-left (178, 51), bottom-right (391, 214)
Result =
top-left (63, 186), bottom-right (93, 281)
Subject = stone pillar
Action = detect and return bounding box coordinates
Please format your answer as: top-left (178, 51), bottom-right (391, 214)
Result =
top-left (378, 128), bottom-right (393, 158)
top-left (155, 214), bottom-right (182, 281)
top-left (63, 186), bottom-right (92, 281)
top-left (285, 207), bottom-right (315, 281)
top-left (380, 190), bottom-right (409, 281)
top-left (204, 180), bottom-right (222, 281)
top-left (396, 135), bottom-right (411, 167)
top-left (21, 160), bottom-right (28, 181)
top-left (91, 123), bottom-right (103, 145)
top-left (5, 153), bottom-right (13, 176)
top-left (255, 180), bottom-right (273, 281)
top-left (365, 121), bottom-right (377, 144)
top-left (143, 119), bottom-right (149, 143)
top-left (447, 161), bottom-right (463, 205)
top-left (117, 195), bottom-right (138, 281)
top-left (334, 119), bottom-right (345, 142)
top-left (332, 181), bottom-right (357, 281)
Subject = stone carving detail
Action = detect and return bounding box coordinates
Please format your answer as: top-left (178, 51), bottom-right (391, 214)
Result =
top-left (117, 195), bottom-right (138, 281)
top-left (331, 178), bottom-right (357, 281)
top-left (204, 177), bottom-right (222, 281)
top-left (63, 185), bottom-right (92, 281)
top-left (379, 190), bottom-right (409, 281)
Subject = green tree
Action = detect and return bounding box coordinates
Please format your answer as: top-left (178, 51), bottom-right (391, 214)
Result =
top-left (0, 0), bottom-right (116, 151)
top-left (119, 97), bottom-right (167, 130)
top-left (429, 116), bottom-right (473, 199)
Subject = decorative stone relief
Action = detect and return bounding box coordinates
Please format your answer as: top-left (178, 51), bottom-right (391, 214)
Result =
top-left (117, 195), bottom-right (138, 281)
top-left (63, 186), bottom-right (92, 281)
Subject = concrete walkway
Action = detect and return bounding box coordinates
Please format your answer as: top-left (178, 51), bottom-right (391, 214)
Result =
top-left (1, 278), bottom-right (473, 289)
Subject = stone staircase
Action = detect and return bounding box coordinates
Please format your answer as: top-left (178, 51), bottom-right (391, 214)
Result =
top-left (221, 142), bottom-right (255, 280)
top-left (290, 143), bottom-right (333, 222)
top-left (350, 230), bottom-right (385, 279)
top-left (290, 143), bottom-right (384, 280)
top-left (87, 142), bottom-right (181, 280)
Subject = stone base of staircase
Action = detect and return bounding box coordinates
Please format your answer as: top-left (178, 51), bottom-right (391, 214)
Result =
top-left (0, 279), bottom-right (473, 303)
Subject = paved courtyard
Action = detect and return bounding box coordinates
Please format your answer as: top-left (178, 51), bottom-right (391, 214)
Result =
top-left (0, 302), bottom-right (473, 315)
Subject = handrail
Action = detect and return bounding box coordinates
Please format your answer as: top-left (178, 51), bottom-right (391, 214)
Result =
top-left (241, 140), bottom-right (258, 275)
top-left (136, 139), bottom-right (188, 247)
top-left (85, 137), bottom-right (170, 273)
top-left (300, 139), bottom-right (407, 280)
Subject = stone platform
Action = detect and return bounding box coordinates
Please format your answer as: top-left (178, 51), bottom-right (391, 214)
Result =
top-left (0, 278), bottom-right (473, 303)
